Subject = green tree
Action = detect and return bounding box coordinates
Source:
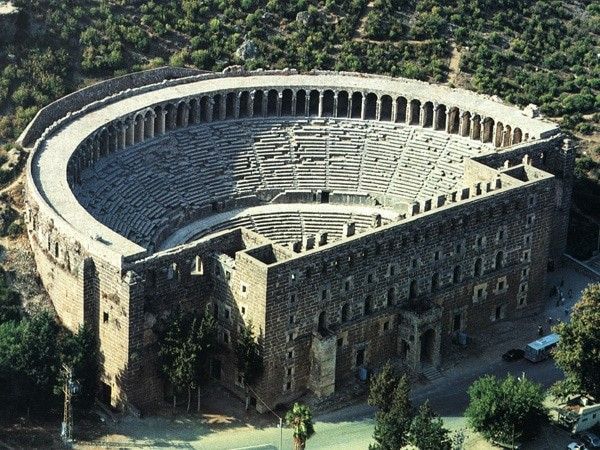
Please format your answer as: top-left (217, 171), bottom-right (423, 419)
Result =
top-left (465, 374), bottom-right (547, 445)
top-left (407, 400), bottom-right (451, 450)
top-left (552, 283), bottom-right (600, 400)
top-left (60, 325), bottom-right (99, 409)
top-left (369, 364), bottom-right (412, 450)
top-left (157, 308), bottom-right (218, 412)
top-left (234, 320), bottom-right (264, 410)
top-left (285, 402), bottom-right (315, 450)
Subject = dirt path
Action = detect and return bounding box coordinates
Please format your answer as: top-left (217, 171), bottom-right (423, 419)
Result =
top-left (448, 42), bottom-right (461, 85)
top-left (353, 0), bottom-right (375, 40)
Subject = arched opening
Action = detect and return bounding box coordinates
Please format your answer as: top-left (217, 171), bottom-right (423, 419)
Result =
top-left (295, 90), bottom-right (306, 116)
top-left (267, 89), bottom-right (278, 116)
top-left (503, 125), bottom-right (512, 146)
top-left (387, 287), bottom-right (395, 306)
top-left (253, 90), bottom-right (264, 117)
top-left (420, 329), bottom-right (435, 363)
top-left (364, 295), bottom-right (372, 315)
top-left (495, 122), bottom-right (504, 147)
top-left (435, 104), bottom-right (447, 131)
top-left (225, 92), bottom-right (236, 119)
top-left (482, 117), bottom-right (494, 143)
top-left (188, 98), bottom-right (198, 124)
top-left (448, 107), bottom-right (460, 134)
top-left (337, 91), bottom-right (349, 117)
top-left (409, 99), bottom-right (421, 125)
top-left (144, 110), bottom-right (154, 139)
top-left (351, 92), bottom-right (363, 118)
top-left (460, 111), bottom-right (471, 137)
top-left (431, 273), bottom-right (439, 292)
top-left (199, 96), bottom-right (210, 122)
top-left (322, 90), bottom-right (334, 117)
top-left (309, 90), bottom-right (320, 116)
top-left (212, 94), bottom-right (222, 121)
top-left (409, 280), bottom-right (418, 299)
top-left (496, 251), bottom-right (504, 269)
top-left (471, 114), bottom-right (481, 140)
top-left (318, 311), bottom-right (327, 334)
top-left (239, 91), bottom-right (250, 118)
top-left (395, 97), bottom-right (407, 123)
top-left (453, 265), bottom-right (461, 283)
top-left (422, 102), bottom-right (434, 127)
top-left (474, 258), bottom-right (482, 277)
top-left (513, 127), bottom-right (522, 144)
top-left (176, 102), bottom-right (187, 128)
top-left (281, 89), bottom-right (293, 116)
top-left (380, 95), bottom-right (392, 121)
top-left (153, 106), bottom-right (162, 134)
top-left (165, 104), bottom-right (176, 130)
top-left (365, 93), bottom-right (377, 119)
top-left (341, 304), bottom-right (349, 323)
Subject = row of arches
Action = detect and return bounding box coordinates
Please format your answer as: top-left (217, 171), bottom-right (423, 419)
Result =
top-left (67, 88), bottom-right (529, 184)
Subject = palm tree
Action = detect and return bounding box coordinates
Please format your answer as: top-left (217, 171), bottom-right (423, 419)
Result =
top-left (285, 403), bottom-right (315, 450)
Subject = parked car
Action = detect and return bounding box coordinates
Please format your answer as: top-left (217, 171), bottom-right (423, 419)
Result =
top-left (578, 431), bottom-right (600, 449)
top-left (567, 442), bottom-right (586, 450)
top-left (502, 348), bottom-right (525, 361)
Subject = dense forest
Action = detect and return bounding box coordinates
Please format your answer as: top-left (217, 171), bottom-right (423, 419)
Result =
top-left (0, 0), bottom-right (599, 245)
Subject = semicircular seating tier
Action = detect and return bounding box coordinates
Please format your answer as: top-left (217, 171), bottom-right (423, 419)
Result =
top-left (72, 117), bottom-right (492, 250)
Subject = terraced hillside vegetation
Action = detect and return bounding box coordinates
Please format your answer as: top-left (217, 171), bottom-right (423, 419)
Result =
top-left (0, 0), bottom-right (599, 253)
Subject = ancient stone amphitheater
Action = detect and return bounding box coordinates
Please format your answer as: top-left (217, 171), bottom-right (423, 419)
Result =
top-left (22, 67), bottom-right (572, 412)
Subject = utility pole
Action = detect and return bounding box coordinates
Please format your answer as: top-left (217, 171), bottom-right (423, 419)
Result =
top-left (62, 365), bottom-right (73, 447)
top-left (61, 364), bottom-right (80, 448)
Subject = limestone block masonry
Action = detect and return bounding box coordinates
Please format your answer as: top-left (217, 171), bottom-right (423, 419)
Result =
top-left (22, 67), bottom-right (572, 413)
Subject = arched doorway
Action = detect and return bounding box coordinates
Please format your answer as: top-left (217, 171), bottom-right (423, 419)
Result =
top-left (420, 329), bottom-right (435, 363)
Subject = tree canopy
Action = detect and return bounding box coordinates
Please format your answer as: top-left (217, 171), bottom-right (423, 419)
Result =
top-left (552, 283), bottom-right (600, 400)
top-left (465, 374), bottom-right (547, 445)
top-left (285, 402), bottom-right (315, 450)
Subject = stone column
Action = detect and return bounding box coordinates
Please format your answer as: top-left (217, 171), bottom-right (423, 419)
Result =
top-left (126, 119), bottom-right (135, 146)
top-left (249, 92), bottom-right (255, 118)
top-left (318, 91), bottom-right (324, 117)
top-left (276, 92), bottom-right (283, 117)
top-left (234, 93), bottom-right (241, 118)
top-left (181, 104), bottom-right (190, 127)
top-left (419, 105), bottom-right (426, 127)
top-left (190, 101), bottom-right (200, 124)
top-left (360, 94), bottom-right (366, 120)
top-left (291, 91), bottom-right (297, 116)
top-left (459, 112), bottom-right (469, 137)
top-left (207, 98), bottom-right (214, 122)
top-left (136, 116), bottom-right (145, 143)
top-left (117, 123), bottom-right (126, 149)
top-left (220, 95), bottom-right (226, 120)
top-left (146, 112), bottom-right (155, 139)
top-left (262, 93), bottom-right (268, 117)
top-left (347, 95), bottom-right (353, 118)
top-left (333, 92), bottom-right (339, 118)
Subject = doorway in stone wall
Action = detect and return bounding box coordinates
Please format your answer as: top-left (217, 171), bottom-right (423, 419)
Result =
top-left (420, 329), bottom-right (435, 363)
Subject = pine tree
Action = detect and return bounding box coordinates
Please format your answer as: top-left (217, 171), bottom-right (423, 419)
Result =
top-left (407, 401), bottom-right (451, 450)
top-left (234, 320), bottom-right (264, 410)
top-left (369, 365), bottom-right (412, 450)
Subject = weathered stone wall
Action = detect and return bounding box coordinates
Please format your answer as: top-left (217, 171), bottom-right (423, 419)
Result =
top-left (254, 172), bottom-right (557, 408)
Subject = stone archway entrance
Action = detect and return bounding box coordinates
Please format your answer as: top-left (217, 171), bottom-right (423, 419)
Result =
top-left (420, 328), bottom-right (435, 363)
